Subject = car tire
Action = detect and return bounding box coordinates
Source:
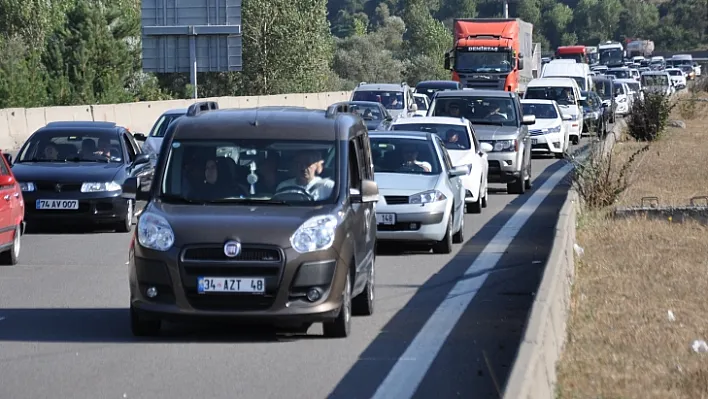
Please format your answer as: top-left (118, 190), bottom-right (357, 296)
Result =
top-left (524, 161), bottom-right (532, 190)
top-left (0, 224), bottom-right (21, 266)
top-left (481, 185), bottom-right (488, 208)
top-left (116, 200), bottom-right (133, 233)
top-left (323, 271), bottom-right (352, 338)
top-left (352, 258), bottom-right (374, 316)
top-left (555, 152), bottom-right (565, 159)
top-left (130, 305), bottom-right (161, 337)
top-left (466, 188), bottom-right (482, 214)
top-left (507, 174), bottom-right (525, 195)
top-left (452, 213), bottom-right (464, 244)
top-left (432, 214), bottom-right (453, 254)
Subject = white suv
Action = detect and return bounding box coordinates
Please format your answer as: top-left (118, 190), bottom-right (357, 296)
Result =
top-left (351, 82), bottom-right (417, 120)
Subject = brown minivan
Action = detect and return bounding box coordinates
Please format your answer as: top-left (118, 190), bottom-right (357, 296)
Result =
top-left (122, 104), bottom-right (379, 338)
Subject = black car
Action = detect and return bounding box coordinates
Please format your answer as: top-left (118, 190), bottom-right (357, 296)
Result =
top-left (414, 80), bottom-right (463, 102)
top-left (326, 101), bottom-right (393, 130)
top-left (580, 90), bottom-right (609, 137)
top-left (12, 121), bottom-right (154, 232)
top-left (592, 76), bottom-right (617, 123)
top-left (122, 103), bottom-right (379, 338)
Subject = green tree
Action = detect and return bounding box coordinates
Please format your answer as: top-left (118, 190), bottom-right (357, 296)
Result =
top-left (0, 36), bottom-right (47, 108)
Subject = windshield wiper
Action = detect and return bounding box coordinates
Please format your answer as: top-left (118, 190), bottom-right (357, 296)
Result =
top-left (159, 194), bottom-right (205, 204)
top-left (471, 120), bottom-right (506, 126)
top-left (22, 158), bottom-right (67, 163)
top-left (68, 157), bottom-right (109, 163)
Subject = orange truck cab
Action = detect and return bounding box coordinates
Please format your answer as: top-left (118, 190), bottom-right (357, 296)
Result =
top-left (555, 46), bottom-right (588, 64)
top-left (444, 18), bottom-right (534, 93)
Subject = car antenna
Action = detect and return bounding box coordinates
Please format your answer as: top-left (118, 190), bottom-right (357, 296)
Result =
top-left (250, 108), bottom-right (259, 126)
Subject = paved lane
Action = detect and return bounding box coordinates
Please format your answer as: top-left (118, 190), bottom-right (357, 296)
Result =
top-left (0, 139), bottom-right (594, 399)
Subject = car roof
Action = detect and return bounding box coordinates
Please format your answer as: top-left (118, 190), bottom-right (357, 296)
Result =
top-left (369, 130), bottom-right (437, 143)
top-left (528, 77), bottom-right (578, 87)
top-left (608, 67), bottom-right (629, 71)
top-left (413, 93), bottom-right (428, 97)
top-left (169, 107), bottom-right (362, 142)
top-left (39, 121), bottom-right (123, 134)
top-left (433, 89), bottom-right (514, 98)
top-left (641, 71), bottom-right (669, 75)
top-left (163, 108), bottom-right (188, 115)
top-left (665, 68), bottom-right (681, 71)
top-left (415, 80), bottom-right (460, 87)
top-left (521, 99), bottom-right (557, 105)
top-left (339, 101), bottom-right (384, 107)
top-left (615, 78), bottom-right (637, 83)
top-left (391, 116), bottom-right (468, 126)
top-left (355, 83), bottom-right (407, 91)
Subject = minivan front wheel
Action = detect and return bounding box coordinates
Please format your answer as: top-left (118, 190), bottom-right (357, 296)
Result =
top-left (130, 305), bottom-right (161, 337)
top-left (352, 258), bottom-right (374, 316)
top-left (323, 271), bottom-right (352, 338)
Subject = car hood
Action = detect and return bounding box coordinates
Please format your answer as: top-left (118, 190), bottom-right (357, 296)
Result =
top-left (529, 118), bottom-right (562, 130)
top-left (151, 202), bottom-right (331, 249)
top-left (11, 162), bottom-right (123, 182)
top-left (375, 173), bottom-right (440, 196)
top-left (471, 124), bottom-right (520, 140)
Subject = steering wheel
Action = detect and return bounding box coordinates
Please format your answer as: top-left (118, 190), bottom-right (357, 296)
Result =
top-left (397, 163), bottom-right (426, 172)
top-left (486, 114), bottom-right (507, 121)
top-left (272, 185), bottom-right (314, 201)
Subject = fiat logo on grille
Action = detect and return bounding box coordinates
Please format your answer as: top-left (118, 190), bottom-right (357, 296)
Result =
top-left (223, 240), bottom-right (241, 258)
top-left (55, 184), bottom-right (62, 192)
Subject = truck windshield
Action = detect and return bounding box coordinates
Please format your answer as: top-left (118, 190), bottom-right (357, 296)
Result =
top-left (599, 49), bottom-right (623, 66)
top-left (430, 96), bottom-right (518, 127)
top-left (588, 53), bottom-right (599, 64)
top-left (455, 49), bottom-right (513, 73)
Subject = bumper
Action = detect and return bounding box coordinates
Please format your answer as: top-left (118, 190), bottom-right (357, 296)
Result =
top-left (130, 243), bottom-right (351, 325)
top-left (565, 121), bottom-right (581, 138)
top-left (487, 152), bottom-right (522, 183)
top-left (22, 191), bottom-right (128, 224)
top-left (531, 133), bottom-right (564, 154)
top-left (375, 199), bottom-right (449, 242)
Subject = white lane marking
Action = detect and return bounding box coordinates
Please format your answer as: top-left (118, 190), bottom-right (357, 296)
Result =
top-left (371, 163), bottom-right (573, 399)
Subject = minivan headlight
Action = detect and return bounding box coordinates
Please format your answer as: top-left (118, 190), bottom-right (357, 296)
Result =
top-left (409, 190), bottom-right (446, 204)
top-left (137, 213), bottom-right (175, 251)
top-left (291, 215), bottom-right (339, 254)
top-left (81, 181), bottom-right (121, 192)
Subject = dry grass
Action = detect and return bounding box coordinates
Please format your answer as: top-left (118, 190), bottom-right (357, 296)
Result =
top-left (556, 109), bottom-right (708, 398)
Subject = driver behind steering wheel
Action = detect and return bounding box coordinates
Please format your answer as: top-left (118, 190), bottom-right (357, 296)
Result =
top-left (275, 150), bottom-right (334, 200)
top-left (401, 144), bottom-right (432, 172)
top-left (486, 100), bottom-right (508, 119)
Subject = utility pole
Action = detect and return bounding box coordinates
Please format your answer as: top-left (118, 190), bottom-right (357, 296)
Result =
top-left (503, 0), bottom-right (509, 18)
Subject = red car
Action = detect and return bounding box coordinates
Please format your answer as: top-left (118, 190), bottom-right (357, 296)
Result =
top-left (0, 151), bottom-right (24, 265)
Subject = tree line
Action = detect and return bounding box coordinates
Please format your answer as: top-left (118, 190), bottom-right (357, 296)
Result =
top-left (0, 0), bottom-right (705, 109)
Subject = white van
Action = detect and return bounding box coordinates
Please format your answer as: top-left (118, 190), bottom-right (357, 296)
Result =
top-left (541, 60), bottom-right (593, 92)
top-left (523, 78), bottom-right (583, 145)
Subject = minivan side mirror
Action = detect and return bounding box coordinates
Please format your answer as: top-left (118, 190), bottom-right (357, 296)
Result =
top-left (121, 176), bottom-right (150, 201)
top-left (133, 133), bottom-right (147, 141)
top-left (518, 56), bottom-right (525, 70)
top-left (350, 179), bottom-right (379, 203)
top-left (522, 114), bottom-right (536, 125)
top-left (444, 53), bottom-right (451, 70)
top-left (480, 142), bottom-right (493, 153)
top-left (133, 153), bottom-right (151, 166)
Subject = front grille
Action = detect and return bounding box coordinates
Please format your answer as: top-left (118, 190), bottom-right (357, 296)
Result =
top-left (179, 244), bottom-right (285, 311)
top-left (384, 195), bottom-right (409, 205)
top-left (488, 160), bottom-right (501, 170)
top-left (182, 246), bottom-right (281, 262)
top-left (529, 129), bottom-right (545, 136)
top-left (35, 181), bottom-right (82, 192)
top-left (377, 222), bottom-right (420, 231)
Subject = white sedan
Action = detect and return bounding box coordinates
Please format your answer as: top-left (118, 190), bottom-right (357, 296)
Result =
top-left (521, 99), bottom-right (570, 159)
top-left (388, 116), bottom-right (491, 214)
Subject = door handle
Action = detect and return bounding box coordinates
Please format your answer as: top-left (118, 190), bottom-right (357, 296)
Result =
top-left (13, 192), bottom-right (19, 198)
top-left (3, 195), bottom-right (9, 201)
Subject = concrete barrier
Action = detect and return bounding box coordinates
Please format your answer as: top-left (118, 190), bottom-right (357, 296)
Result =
top-left (0, 91), bottom-right (354, 152)
top-left (502, 123), bottom-right (621, 398)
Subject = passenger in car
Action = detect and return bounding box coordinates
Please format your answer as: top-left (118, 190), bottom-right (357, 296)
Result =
top-left (276, 150), bottom-right (334, 200)
top-left (400, 144), bottom-right (432, 172)
top-left (41, 143), bottom-right (59, 160)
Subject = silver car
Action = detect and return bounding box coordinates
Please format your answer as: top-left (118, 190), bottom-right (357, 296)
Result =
top-left (369, 131), bottom-right (467, 254)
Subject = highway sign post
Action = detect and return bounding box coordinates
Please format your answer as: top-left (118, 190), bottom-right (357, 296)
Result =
top-left (141, 0), bottom-right (243, 99)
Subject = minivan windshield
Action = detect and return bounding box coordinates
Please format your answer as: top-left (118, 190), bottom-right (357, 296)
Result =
top-left (370, 137), bottom-right (441, 175)
top-left (160, 139), bottom-right (338, 204)
top-left (524, 87), bottom-right (577, 106)
top-left (391, 123), bottom-right (471, 150)
top-left (430, 96), bottom-right (518, 127)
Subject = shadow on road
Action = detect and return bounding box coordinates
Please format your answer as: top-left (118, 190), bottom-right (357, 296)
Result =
top-left (0, 308), bottom-right (323, 343)
top-left (328, 159), bottom-right (573, 399)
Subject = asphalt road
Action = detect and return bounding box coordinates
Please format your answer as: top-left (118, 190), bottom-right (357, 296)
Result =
top-left (0, 136), bottom-right (597, 399)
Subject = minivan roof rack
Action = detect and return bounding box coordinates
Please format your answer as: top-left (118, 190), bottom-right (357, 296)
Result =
top-left (186, 101), bottom-right (219, 117)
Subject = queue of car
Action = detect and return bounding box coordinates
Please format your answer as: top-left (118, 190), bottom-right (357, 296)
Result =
top-left (3, 77), bottom-right (578, 338)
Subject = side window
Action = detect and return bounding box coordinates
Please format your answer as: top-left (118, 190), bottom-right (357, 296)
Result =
top-left (0, 156), bottom-right (9, 176)
top-left (122, 133), bottom-right (136, 162)
top-left (356, 134), bottom-right (373, 180)
top-left (126, 132), bottom-right (142, 154)
top-left (348, 139), bottom-right (362, 190)
top-left (436, 138), bottom-right (454, 170)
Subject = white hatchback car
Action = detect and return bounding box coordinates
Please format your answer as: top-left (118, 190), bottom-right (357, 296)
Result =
top-left (388, 116), bottom-right (491, 213)
top-left (520, 99), bottom-right (571, 159)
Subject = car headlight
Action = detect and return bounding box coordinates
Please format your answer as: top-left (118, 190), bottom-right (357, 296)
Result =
top-left (19, 182), bottom-right (35, 192)
top-left (409, 190), bottom-right (446, 205)
top-left (547, 125), bottom-right (562, 133)
top-left (137, 213), bottom-right (175, 251)
top-left (81, 181), bottom-right (122, 192)
top-left (567, 114), bottom-right (578, 121)
top-left (619, 97), bottom-right (627, 103)
top-left (290, 214), bottom-right (339, 254)
top-left (489, 139), bottom-right (516, 152)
